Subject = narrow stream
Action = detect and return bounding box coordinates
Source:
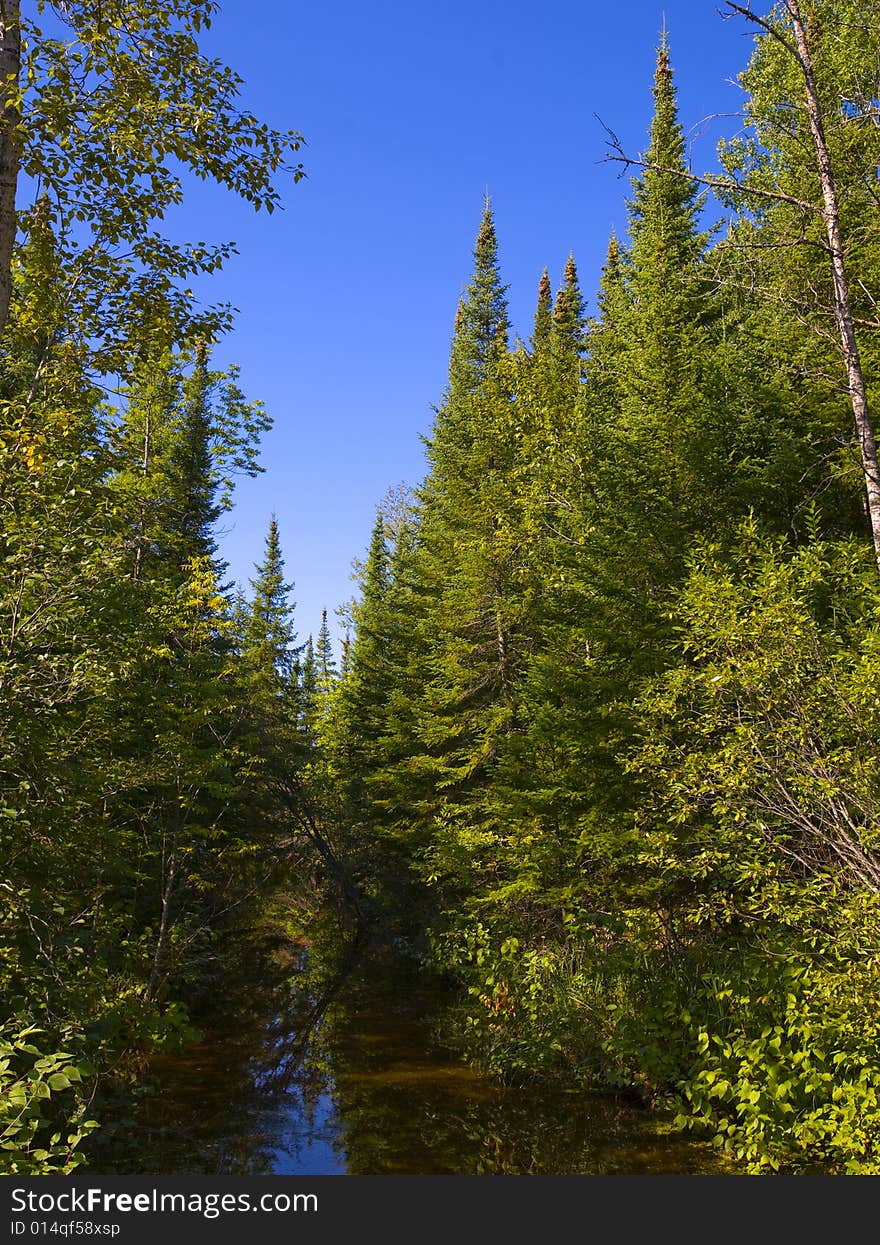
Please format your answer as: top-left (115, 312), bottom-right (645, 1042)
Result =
top-left (87, 915), bottom-right (723, 1175)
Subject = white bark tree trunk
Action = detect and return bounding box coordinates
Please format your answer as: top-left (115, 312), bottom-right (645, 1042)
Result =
top-left (0, 0), bottom-right (20, 336)
top-left (786, 0), bottom-right (880, 563)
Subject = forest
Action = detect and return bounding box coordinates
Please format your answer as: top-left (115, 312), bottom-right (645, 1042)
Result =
top-left (2, 0), bottom-right (880, 1177)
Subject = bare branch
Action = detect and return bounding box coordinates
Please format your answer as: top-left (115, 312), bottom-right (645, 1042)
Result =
top-left (600, 123), bottom-right (822, 216)
top-left (721, 2), bottom-right (801, 62)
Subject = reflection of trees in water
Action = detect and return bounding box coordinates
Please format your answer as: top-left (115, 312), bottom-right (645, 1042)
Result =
top-left (88, 921), bottom-right (718, 1175)
top-left (86, 924), bottom-right (359, 1175)
top-left (315, 963), bottom-right (715, 1176)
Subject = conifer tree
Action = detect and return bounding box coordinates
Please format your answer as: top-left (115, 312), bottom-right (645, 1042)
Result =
top-left (581, 33), bottom-right (722, 652)
top-left (299, 635), bottom-right (318, 738)
top-left (337, 515), bottom-right (390, 737)
top-left (628, 31), bottom-right (703, 297)
top-left (447, 197), bottom-right (510, 398)
top-left (551, 253), bottom-right (586, 365)
top-left (225, 516), bottom-right (303, 869)
top-left (419, 197), bottom-right (517, 716)
top-left (351, 512), bottom-right (390, 673)
top-left (531, 268), bottom-right (553, 355)
top-left (585, 231), bottom-right (628, 392)
top-left (622, 31), bottom-right (708, 446)
top-left (176, 340), bottom-right (221, 562)
top-left (326, 513), bottom-right (392, 874)
top-left (368, 201), bottom-right (526, 915)
top-left (111, 344), bottom-right (270, 582)
top-left (314, 609), bottom-right (337, 704)
top-left (243, 516), bottom-right (297, 690)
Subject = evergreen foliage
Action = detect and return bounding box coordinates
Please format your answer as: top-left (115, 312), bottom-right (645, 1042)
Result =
top-left (3, 0), bottom-right (880, 1178)
top-left (0, 0), bottom-right (310, 1174)
top-left (243, 516), bottom-right (297, 690)
top-left (331, 12), bottom-right (880, 1173)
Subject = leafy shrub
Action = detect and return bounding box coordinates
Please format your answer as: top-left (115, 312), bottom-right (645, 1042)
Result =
top-left (0, 1025), bottom-right (98, 1174)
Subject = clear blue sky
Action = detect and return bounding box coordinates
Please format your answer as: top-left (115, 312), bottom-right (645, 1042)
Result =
top-left (170, 0), bottom-right (754, 648)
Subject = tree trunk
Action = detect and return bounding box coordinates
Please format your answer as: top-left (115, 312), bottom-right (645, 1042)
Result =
top-left (133, 411), bottom-right (152, 581)
top-left (145, 835), bottom-right (178, 1003)
top-left (495, 605), bottom-right (509, 698)
top-left (0, 0), bottom-right (20, 337)
top-left (786, 0), bottom-right (880, 564)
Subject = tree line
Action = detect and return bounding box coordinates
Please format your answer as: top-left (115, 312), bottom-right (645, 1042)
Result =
top-left (3, 0), bottom-right (880, 1179)
top-left (320, 1), bottom-right (880, 1173)
top-left (0, 0), bottom-right (322, 1173)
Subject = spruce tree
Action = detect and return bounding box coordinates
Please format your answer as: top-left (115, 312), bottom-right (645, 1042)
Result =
top-left (447, 197), bottom-right (510, 398)
top-left (373, 200), bottom-right (525, 917)
top-left (583, 32), bottom-right (719, 645)
top-left (551, 253), bottom-right (586, 365)
top-left (350, 512), bottom-right (390, 678)
top-left (340, 631), bottom-right (352, 679)
top-left (315, 609), bottom-right (337, 697)
top-left (586, 232), bottom-right (628, 377)
top-left (176, 340), bottom-right (221, 562)
top-left (531, 267), bottom-right (553, 356)
top-left (628, 31), bottom-right (703, 301)
top-left (243, 516), bottom-right (297, 691)
top-left (300, 635), bottom-right (318, 737)
top-left (339, 513), bottom-right (391, 746)
top-left (326, 512), bottom-right (392, 876)
top-left (577, 231), bottom-right (629, 493)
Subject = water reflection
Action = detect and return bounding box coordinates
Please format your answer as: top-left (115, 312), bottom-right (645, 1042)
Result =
top-left (87, 922), bottom-right (721, 1175)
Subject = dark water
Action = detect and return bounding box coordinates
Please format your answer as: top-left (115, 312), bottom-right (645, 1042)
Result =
top-left (86, 919), bottom-right (723, 1175)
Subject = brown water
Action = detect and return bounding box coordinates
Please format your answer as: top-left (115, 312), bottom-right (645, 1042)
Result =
top-left (86, 918), bottom-right (724, 1175)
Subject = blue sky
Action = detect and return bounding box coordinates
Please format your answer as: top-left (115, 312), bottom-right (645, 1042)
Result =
top-left (173, 0), bottom-right (754, 647)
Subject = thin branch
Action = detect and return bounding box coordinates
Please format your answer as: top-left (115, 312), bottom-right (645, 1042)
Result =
top-left (599, 120), bottom-right (822, 216)
top-left (720, 2), bottom-right (800, 62)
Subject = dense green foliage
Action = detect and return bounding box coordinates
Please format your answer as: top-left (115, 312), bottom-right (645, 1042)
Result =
top-left (327, 5), bottom-right (880, 1173)
top-left (4, 0), bottom-right (880, 1179)
top-left (16, 0), bottom-right (304, 365)
top-left (0, 0), bottom-right (318, 1174)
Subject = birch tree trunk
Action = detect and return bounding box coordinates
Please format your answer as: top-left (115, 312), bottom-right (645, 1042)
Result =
top-left (786, 0), bottom-right (880, 563)
top-left (0, 0), bottom-right (19, 337)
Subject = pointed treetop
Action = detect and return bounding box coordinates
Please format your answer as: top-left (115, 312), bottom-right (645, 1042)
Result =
top-left (472, 198), bottom-right (505, 310)
top-left (552, 252), bottom-right (586, 360)
top-left (593, 228), bottom-right (629, 330)
top-left (264, 514), bottom-right (281, 564)
top-left (627, 33), bottom-right (703, 290)
top-left (299, 633), bottom-right (317, 724)
top-left (650, 28), bottom-right (679, 166)
top-left (244, 514), bottom-right (296, 683)
top-left (252, 516), bottom-right (285, 592)
top-left (601, 232), bottom-right (623, 292)
top-left (346, 508), bottom-right (391, 682)
top-left (176, 340), bottom-right (222, 560)
top-left (447, 198), bottom-right (510, 394)
top-left (531, 266), bottom-right (553, 355)
top-left (363, 508), bottom-right (389, 602)
top-left (476, 193), bottom-right (495, 251)
top-left (316, 607), bottom-right (337, 691)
